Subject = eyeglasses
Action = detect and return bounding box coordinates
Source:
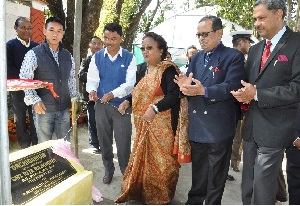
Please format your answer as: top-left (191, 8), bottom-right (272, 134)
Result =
top-left (140, 46), bottom-right (153, 51)
top-left (196, 30), bottom-right (215, 38)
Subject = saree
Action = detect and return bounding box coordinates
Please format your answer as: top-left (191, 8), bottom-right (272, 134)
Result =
top-left (115, 61), bottom-right (191, 204)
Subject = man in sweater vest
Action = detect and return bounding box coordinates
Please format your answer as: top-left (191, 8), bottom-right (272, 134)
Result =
top-left (87, 22), bottom-right (137, 184)
top-left (6, 17), bottom-right (38, 148)
top-left (20, 17), bottom-right (79, 143)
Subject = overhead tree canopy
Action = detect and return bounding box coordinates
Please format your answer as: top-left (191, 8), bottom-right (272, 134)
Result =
top-left (45, 0), bottom-right (153, 57)
top-left (194, 0), bottom-right (300, 35)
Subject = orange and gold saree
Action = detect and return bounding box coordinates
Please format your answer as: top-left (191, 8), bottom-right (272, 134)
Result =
top-left (115, 61), bottom-right (191, 204)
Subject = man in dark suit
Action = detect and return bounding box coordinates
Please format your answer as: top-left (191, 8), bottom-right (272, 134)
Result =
top-left (78, 36), bottom-right (103, 154)
top-left (231, 0), bottom-right (300, 204)
top-left (286, 115), bottom-right (300, 205)
top-left (174, 15), bottom-right (245, 204)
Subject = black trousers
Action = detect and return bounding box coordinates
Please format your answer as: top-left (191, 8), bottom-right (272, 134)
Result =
top-left (86, 101), bottom-right (99, 149)
top-left (11, 91), bottom-right (38, 148)
top-left (186, 138), bottom-right (233, 205)
top-left (286, 156), bottom-right (300, 204)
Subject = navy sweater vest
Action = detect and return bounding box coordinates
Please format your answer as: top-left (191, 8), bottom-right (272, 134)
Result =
top-left (94, 49), bottom-right (133, 106)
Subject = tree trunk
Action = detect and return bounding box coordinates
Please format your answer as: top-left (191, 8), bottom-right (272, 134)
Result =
top-left (122, 0), bottom-right (153, 51)
top-left (64, 0), bottom-right (75, 52)
top-left (295, 0), bottom-right (300, 31)
top-left (144, 0), bottom-right (160, 32)
top-left (80, 0), bottom-right (104, 59)
top-left (286, 0), bottom-right (293, 27)
top-left (113, 0), bottom-right (125, 24)
top-left (46, 0), bottom-right (66, 23)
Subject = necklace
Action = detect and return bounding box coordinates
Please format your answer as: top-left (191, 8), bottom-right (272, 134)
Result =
top-left (146, 62), bottom-right (159, 74)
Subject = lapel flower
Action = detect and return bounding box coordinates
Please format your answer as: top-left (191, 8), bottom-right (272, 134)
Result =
top-left (214, 67), bottom-right (220, 72)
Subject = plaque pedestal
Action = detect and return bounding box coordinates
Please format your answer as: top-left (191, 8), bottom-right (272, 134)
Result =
top-left (9, 140), bottom-right (93, 205)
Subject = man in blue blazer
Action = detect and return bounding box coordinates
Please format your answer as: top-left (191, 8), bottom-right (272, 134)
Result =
top-left (232, 0), bottom-right (300, 204)
top-left (175, 15), bottom-right (245, 204)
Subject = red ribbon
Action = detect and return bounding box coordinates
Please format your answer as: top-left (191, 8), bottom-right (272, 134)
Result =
top-left (7, 79), bottom-right (59, 98)
top-left (45, 82), bottom-right (59, 98)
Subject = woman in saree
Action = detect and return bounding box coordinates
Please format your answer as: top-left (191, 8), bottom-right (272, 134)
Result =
top-left (115, 32), bottom-right (191, 205)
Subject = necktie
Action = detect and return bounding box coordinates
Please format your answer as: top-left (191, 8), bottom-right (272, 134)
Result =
top-left (204, 52), bottom-right (211, 67)
top-left (260, 40), bottom-right (272, 72)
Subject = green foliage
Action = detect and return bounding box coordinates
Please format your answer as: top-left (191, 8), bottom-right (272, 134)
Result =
top-left (95, 0), bottom-right (141, 39)
top-left (153, 10), bottom-right (165, 27)
top-left (194, 0), bottom-right (213, 7)
top-left (194, 0), bottom-right (299, 32)
top-left (120, 0), bottom-right (139, 29)
top-left (215, 0), bottom-right (256, 30)
top-left (44, 8), bottom-right (52, 19)
top-left (138, 11), bottom-right (154, 33)
top-left (95, 0), bottom-right (116, 38)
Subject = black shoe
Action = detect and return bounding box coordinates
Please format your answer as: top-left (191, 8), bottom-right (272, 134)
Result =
top-left (226, 174), bottom-right (235, 181)
top-left (93, 149), bottom-right (101, 154)
top-left (276, 196), bottom-right (287, 202)
top-left (231, 164), bottom-right (240, 172)
top-left (103, 175), bottom-right (113, 184)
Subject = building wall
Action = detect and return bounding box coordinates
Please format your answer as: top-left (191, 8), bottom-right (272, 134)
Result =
top-left (30, 8), bottom-right (45, 44)
top-left (5, 1), bottom-right (30, 42)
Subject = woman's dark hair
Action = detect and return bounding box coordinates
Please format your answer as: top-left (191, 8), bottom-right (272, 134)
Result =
top-left (142, 32), bottom-right (168, 61)
top-left (103, 22), bottom-right (123, 36)
top-left (45, 16), bottom-right (65, 30)
top-left (166, 51), bottom-right (171, 57)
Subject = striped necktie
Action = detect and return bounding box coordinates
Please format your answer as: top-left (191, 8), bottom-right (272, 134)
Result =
top-left (204, 52), bottom-right (212, 67)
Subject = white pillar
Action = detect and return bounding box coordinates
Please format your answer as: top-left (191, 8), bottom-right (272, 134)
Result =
top-left (0, 0), bottom-right (12, 204)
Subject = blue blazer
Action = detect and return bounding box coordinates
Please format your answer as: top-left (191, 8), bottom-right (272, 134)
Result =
top-left (187, 43), bottom-right (245, 143)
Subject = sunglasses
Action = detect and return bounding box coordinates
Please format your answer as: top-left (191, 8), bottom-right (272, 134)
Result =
top-left (196, 30), bottom-right (215, 38)
top-left (140, 46), bottom-right (154, 51)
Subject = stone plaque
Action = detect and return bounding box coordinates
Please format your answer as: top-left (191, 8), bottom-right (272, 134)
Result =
top-left (10, 148), bottom-right (77, 205)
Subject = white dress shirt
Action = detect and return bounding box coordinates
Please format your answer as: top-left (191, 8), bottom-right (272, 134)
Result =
top-left (86, 47), bottom-right (137, 98)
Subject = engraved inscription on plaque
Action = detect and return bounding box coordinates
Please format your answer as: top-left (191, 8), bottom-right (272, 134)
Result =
top-left (10, 148), bottom-right (77, 205)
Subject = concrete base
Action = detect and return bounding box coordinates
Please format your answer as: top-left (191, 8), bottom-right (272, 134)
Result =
top-left (10, 140), bottom-right (93, 205)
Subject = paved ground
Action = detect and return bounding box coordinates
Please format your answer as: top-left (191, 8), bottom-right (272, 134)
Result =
top-left (75, 123), bottom-right (288, 205)
top-left (9, 122), bottom-right (289, 205)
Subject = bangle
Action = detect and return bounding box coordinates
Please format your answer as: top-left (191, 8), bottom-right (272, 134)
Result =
top-left (293, 137), bottom-right (300, 147)
top-left (151, 105), bottom-right (159, 114)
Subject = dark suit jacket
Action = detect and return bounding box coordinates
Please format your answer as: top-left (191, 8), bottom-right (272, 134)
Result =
top-left (242, 27), bottom-right (300, 148)
top-left (78, 55), bottom-right (93, 101)
top-left (187, 43), bottom-right (245, 143)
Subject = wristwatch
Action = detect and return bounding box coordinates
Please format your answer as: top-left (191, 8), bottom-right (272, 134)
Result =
top-left (151, 105), bottom-right (159, 114)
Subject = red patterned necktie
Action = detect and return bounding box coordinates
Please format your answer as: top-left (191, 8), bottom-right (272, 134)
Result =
top-left (260, 40), bottom-right (272, 72)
